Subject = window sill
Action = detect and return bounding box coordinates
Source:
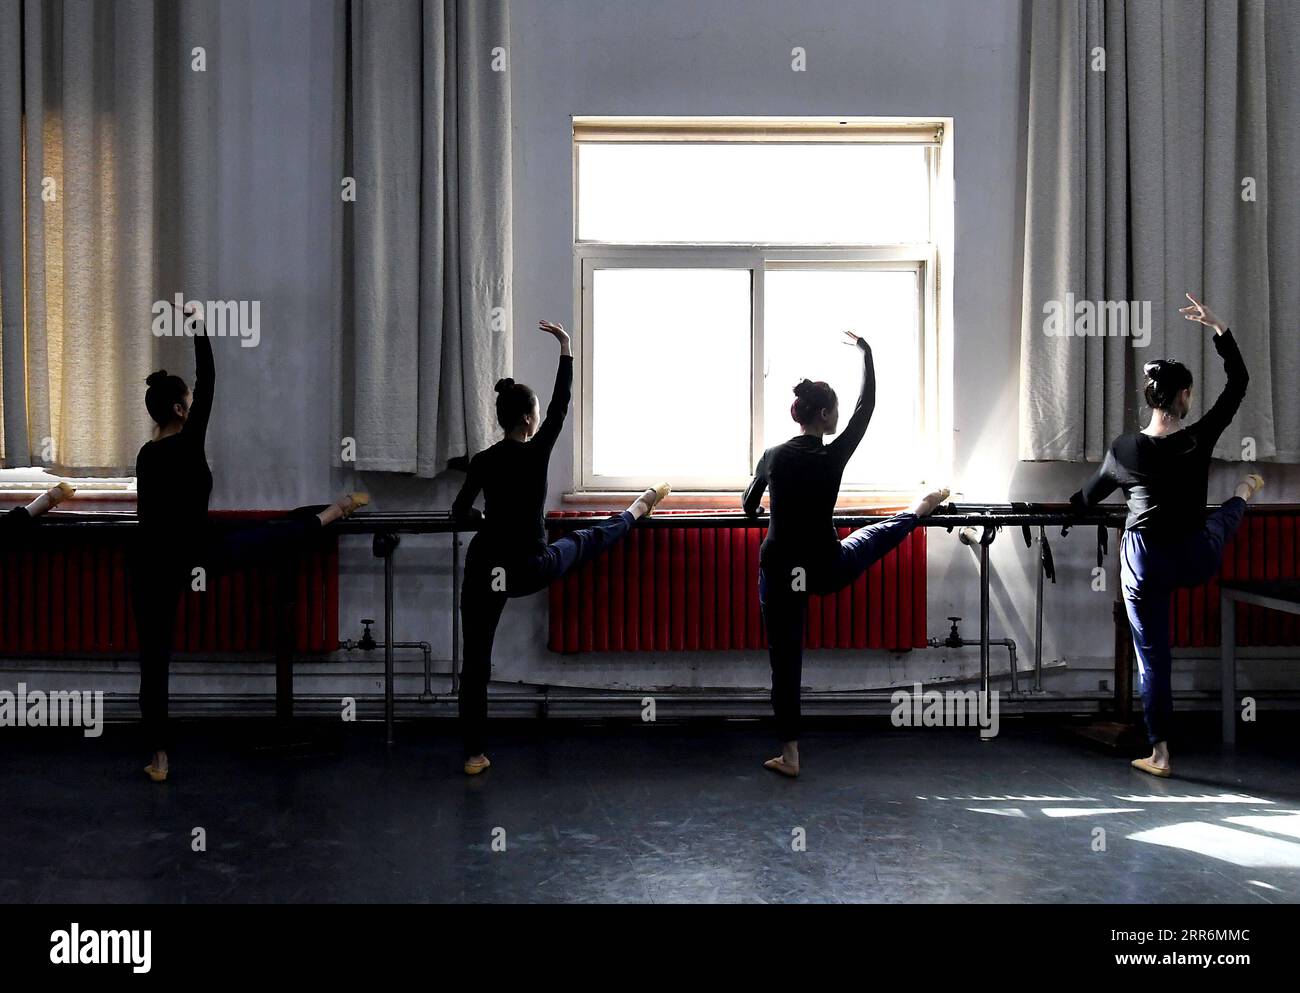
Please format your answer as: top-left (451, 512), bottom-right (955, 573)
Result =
top-left (562, 490), bottom-right (914, 513)
top-left (0, 470), bottom-right (137, 508)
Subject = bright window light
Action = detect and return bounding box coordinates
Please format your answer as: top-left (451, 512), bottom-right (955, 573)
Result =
top-left (578, 143), bottom-right (929, 244)
top-left (763, 268), bottom-right (922, 487)
top-left (591, 268), bottom-right (752, 479)
top-left (574, 118), bottom-right (947, 492)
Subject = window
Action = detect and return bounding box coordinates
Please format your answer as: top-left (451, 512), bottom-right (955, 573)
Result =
top-left (573, 117), bottom-right (952, 498)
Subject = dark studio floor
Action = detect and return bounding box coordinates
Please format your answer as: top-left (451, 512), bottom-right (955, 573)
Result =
top-left (5, 716), bottom-right (1300, 904)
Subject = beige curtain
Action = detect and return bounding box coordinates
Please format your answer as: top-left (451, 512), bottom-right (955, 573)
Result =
top-left (1019, 0), bottom-right (1300, 463)
top-left (0, 0), bottom-right (217, 472)
top-left (334, 0), bottom-right (513, 477)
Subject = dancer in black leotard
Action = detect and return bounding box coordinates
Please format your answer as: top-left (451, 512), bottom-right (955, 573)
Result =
top-left (451, 319), bottom-right (670, 775)
top-left (744, 330), bottom-right (948, 777)
top-left (1071, 293), bottom-right (1263, 778)
top-left (1, 482), bottom-right (76, 536)
top-left (132, 304), bottom-right (368, 782)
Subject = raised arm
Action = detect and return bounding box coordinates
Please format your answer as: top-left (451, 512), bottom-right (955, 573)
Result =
top-left (182, 306), bottom-right (215, 445)
top-left (451, 452), bottom-right (485, 524)
top-left (1180, 294), bottom-right (1248, 447)
top-left (826, 335), bottom-right (875, 465)
top-left (1189, 330), bottom-right (1248, 445)
top-left (530, 320), bottom-right (574, 455)
top-left (1069, 447), bottom-right (1121, 510)
top-left (742, 449), bottom-right (770, 517)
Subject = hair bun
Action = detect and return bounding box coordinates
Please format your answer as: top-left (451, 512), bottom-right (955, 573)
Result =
top-left (495, 377), bottom-right (515, 394)
top-left (793, 379), bottom-right (812, 398)
top-left (145, 370), bottom-right (169, 387)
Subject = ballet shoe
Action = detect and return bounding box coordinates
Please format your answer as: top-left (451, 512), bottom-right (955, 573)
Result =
top-left (52, 481), bottom-right (76, 505)
top-left (1238, 474), bottom-right (1265, 500)
top-left (641, 482), bottom-right (672, 517)
top-left (463, 755), bottom-right (491, 776)
top-left (910, 486), bottom-right (951, 518)
top-left (763, 756), bottom-right (800, 778)
top-left (1130, 757), bottom-right (1171, 778)
top-left (340, 493), bottom-right (370, 518)
top-left (143, 764), bottom-right (168, 783)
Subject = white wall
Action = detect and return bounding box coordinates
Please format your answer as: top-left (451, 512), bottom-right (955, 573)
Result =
top-left (505, 0), bottom-right (1066, 691)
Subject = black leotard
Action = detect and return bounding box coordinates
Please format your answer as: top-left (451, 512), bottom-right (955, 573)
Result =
top-left (452, 354), bottom-right (573, 555)
top-left (1071, 330), bottom-right (1248, 536)
top-left (0, 506), bottom-right (33, 538)
top-left (135, 331), bottom-right (215, 551)
top-left (743, 340), bottom-right (875, 573)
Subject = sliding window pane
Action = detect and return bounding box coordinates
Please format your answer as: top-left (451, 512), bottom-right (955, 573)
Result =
top-left (762, 268), bottom-right (922, 488)
top-left (591, 268), bottom-right (751, 479)
top-left (578, 143), bottom-right (929, 244)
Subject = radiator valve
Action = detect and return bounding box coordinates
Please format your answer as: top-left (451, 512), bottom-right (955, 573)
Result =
top-left (944, 616), bottom-right (963, 648)
top-left (358, 619), bottom-right (377, 651)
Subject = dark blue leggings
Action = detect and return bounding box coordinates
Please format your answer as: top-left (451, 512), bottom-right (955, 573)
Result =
top-left (1120, 497), bottom-right (1247, 746)
top-left (760, 512), bottom-right (921, 743)
top-left (459, 510), bottom-right (637, 757)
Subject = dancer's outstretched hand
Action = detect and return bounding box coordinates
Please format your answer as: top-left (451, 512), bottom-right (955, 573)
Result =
top-left (539, 319), bottom-right (570, 345)
top-left (176, 302), bottom-right (206, 333)
top-left (842, 329), bottom-right (867, 350)
top-left (1179, 293), bottom-right (1226, 335)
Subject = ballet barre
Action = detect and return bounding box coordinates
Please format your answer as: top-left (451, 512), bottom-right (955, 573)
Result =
top-left (27, 512), bottom-right (469, 745)
top-left (30, 506), bottom-right (1128, 745)
top-left (35, 503), bottom-right (1247, 748)
top-left (545, 503), bottom-right (1129, 705)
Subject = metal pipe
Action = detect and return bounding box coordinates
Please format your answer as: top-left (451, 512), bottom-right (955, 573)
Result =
top-left (338, 639), bottom-right (432, 659)
top-left (932, 638), bottom-right (1019, 692)
top-left (85, 686), bottom-right (1300, 713)
top-left (337, 640), bottom-right (435, 702)
top-left (384, 546), bottom-right (395, 748)
top-left (37, 503), bottom-right (1160, 534)
top-left (980, 541), bottom-right (991, 699)
top-left (957, 525), bottom-right (997, 702)
top-left (1034, 526), bottom-right (1045, 692)
top-left (451, 531), bottom-right (461, 695)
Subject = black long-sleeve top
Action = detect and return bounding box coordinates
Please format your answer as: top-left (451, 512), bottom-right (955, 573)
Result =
top-left (1071, 329), bottom-right (1249, 536)
top-left (1, 506), bottom-right (33, 539)
top-left (743, 340), bottom-right (875, 573)
top-left (135, 330), bottom-right (215, 549)
top-left (452, 354), bottom-right (573, 555)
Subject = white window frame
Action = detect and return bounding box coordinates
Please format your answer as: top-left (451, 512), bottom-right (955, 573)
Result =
top-left (572, 116), bottom-right (953, 498)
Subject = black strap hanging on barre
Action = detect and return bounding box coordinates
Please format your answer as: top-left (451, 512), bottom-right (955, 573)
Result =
top-left (1041, 530), bottom-right (1056, 583)
top-left (1096, 525), bottom-right (1108, 567)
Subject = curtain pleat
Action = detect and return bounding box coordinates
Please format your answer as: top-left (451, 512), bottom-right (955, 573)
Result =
top-left (1020, 0), bottom-right (1298, 463)
top-left (0, 0), bottom-right (218, 472)
top-left (336, 0), bottom-right (511, 478)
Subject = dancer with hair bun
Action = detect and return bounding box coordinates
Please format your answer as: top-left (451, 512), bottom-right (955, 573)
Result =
top-left (132, 304), bottom-right (368, 782)
top-left (744, 330), bottom-right (948, 777)
top-left (1071, 293), bottom-right (1261, 778)
top-left (451, 319), bottom-right (670, 775)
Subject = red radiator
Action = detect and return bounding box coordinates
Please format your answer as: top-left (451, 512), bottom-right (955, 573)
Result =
top-left (546, 512), bottom-right (928, 653)
top-left (0, 511), bottom-right (339, 655)
top-left (1171, 507), bottom-right (1300, 648)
